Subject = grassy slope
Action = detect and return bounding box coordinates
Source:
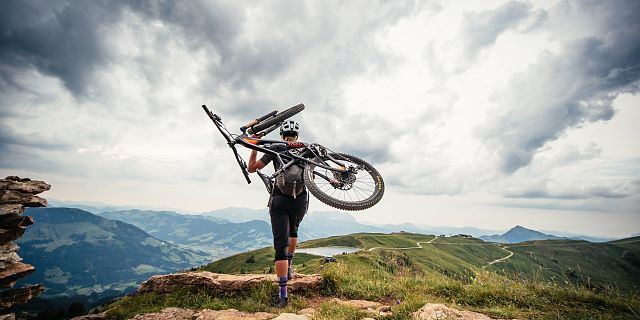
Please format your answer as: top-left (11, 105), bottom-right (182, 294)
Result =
top-left (486, 237), bottom-right (640, 291)
top-left (103, 233), bottom-right (640, 319)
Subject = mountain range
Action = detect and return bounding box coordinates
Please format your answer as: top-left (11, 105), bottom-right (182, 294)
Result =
top-left (96, 210), bottom-right (272, 258)
top-left (16, 207), bottom-right (210, 300)
top-left (50, 199), bottom-right (622, 242)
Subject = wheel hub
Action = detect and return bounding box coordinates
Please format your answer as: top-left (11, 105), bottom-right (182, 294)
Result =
top-left (332, 170), bottom-right (356, 190)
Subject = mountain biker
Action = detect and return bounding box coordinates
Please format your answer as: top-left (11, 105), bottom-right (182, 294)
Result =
top-left (247, 120), bottom-right (308, 308)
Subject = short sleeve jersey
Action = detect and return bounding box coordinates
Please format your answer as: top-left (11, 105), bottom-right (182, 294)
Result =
top-left (259, 152), bottom-right (306, 196)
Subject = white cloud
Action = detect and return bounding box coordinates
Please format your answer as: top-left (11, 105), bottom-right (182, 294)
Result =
top-left (1, 0), bottom-right (638, 236)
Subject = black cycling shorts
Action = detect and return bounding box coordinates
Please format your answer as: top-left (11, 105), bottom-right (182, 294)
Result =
top-left (269, 191), bottom-right (308, 261)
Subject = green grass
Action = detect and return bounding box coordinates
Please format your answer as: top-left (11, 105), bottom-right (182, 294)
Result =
top-left (486, 238), bottom-right (640, 292)
top-left (319, 255), bottom-right (640, 319)
top-left (101, 233), bottom-right (640, 319)
top-left (102, 282), bottom-right (316, 319)
top-left (199, 246), bottom-right (321, 274)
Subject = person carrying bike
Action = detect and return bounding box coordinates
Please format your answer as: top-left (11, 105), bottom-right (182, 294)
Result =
top-left (247, 120), bottom-right (308, 308)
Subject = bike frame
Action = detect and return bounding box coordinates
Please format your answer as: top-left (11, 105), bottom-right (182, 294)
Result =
top-left (202, 105), bottom-right (351, 189)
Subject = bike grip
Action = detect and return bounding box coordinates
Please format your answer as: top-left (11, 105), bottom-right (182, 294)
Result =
top-left (240, 110), bottom-right (277, 132)
top-left (241, 120), bottom-right (258, 132)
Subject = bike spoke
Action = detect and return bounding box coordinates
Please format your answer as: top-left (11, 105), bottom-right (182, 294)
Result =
top-left (308, 154), bottom-right (381, 205)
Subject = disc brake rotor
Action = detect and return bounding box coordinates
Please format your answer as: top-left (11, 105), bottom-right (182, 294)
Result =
top-left (332, 168), bottom-right (356, 190)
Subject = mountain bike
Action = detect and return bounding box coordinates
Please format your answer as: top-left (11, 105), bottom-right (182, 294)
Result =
top-left (202, 104), bottom-right (384, 211)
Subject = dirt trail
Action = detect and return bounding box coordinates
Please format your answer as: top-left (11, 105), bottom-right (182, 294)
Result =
top-left (483, 245), bottom-right (513, 268)
top-left (365, 235), bottom-right (514, 268)
top-left (367, 235), bottom-right (439, 252)
top-left (364, 237), bottom-right (640, 269)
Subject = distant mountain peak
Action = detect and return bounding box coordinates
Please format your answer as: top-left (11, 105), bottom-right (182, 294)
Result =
top-left (481, 225), bottom-right (560, 244)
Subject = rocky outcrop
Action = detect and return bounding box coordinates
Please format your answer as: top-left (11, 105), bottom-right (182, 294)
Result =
top-left (412, 303), bottom-right (516, 320)
top-left (137, 271), bottom-right (322, 295)
top-left (126, 307), bottom-right (304, 320)
top-left (0, 176), bottom-right (49, 312)
top-left (329, 298), bottom-right (392, 317)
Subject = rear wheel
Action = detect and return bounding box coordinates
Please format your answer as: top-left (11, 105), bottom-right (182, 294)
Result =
top-left (304, 153), bottom-right (384, 211)
top-left (247, 103), bottom-right (305, 134)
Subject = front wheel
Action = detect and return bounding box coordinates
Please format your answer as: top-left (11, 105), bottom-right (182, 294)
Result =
top-left (304, 153), bottom-right (384, 211)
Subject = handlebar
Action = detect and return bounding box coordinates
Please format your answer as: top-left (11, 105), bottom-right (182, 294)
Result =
top-left (240, 110), bottom-right (278, 133)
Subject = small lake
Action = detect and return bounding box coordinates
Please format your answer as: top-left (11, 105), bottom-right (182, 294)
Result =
top-left (295, 246), bottom-right (360, 257)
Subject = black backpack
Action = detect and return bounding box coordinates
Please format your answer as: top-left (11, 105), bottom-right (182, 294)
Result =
top-left (275, 163), bottom-right (305, 198)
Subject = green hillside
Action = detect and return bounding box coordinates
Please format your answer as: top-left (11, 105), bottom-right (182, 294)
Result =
top-left (200, 233), bottom-right (509, 278)
top-left (200, 246), bottom-right (321, 274)
top-left (103, 232), bottom-right (640, 319)
top-left (486, 237), bottom-right (640, 291)
top-left (16, 208), bottom-right (210, 298)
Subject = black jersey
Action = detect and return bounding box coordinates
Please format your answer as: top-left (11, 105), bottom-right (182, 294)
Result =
top-left (260, 152), bottom-right (306, 197)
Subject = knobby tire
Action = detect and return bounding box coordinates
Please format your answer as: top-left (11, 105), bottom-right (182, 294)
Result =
top-left (304, 153), bottom-right (384, 211)
top-left (248, 104), bottom-right (305, 134)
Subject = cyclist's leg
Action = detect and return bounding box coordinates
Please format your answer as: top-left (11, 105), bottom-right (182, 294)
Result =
top-left (269, 196), bottom-right (290, 266)
top-left (286, 191), bottom-right (308, 278)
top-left (288, 191), bottom-right (308, 250)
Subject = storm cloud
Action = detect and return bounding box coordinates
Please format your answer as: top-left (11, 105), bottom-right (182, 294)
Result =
top-left (478, 0), bottom-right (640, 174)
top-left (0, 0), bottom-right (638, 235)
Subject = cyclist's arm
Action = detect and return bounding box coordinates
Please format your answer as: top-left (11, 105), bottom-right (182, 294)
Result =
top-left (248, 150), bottom-right (265, 173)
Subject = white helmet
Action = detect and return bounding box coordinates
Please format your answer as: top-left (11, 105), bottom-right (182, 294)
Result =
top-left (280, 120), bottom-right (300, 137)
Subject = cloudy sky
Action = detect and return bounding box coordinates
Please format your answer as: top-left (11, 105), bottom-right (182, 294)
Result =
top-left (1, 0), bottom-right (639, 237)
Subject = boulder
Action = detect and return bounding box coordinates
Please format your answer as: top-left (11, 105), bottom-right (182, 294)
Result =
top-left (196, 309), bottom-right (275, 320)
top-left (412, 303), bottom-right (511, 320)
top-left (296, 308), bottom-right (316, 317)
top-left (137, 271), bottom-right (322, 295)
top-left (0, 190), bottom-right (47, 207)
top-left (131, 307), bottom-right (196, 320)
top-left (0, 177), bottom-right (51, 194)
top-left (0, 243), bottom-right (21, 268)
top-left (0, 204), bottom-right (24, 216)
top-left (70, 314), bottom-right (108, 320)
top-left (0, 284), bottom-right (44, 309)
top-left (331, 298), bottom-right (381, 309)
top-left (0, 228), bottom-right (26, 244)
top-left (0, 176), bottom-right (48, 309)
top-left (272, 314), bottom-right (309, 320)
top-left (0, 261), bottom-right (35, 288)
top-left (0, 214), bottom-right (33, 229)
top-left (130, 307), bottom-right (278, 320)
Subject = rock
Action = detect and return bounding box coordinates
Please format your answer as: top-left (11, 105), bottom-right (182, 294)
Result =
top-left (412, 303), bottom-right (505, 320)
top-left (0, 314), bottom-right (15, 320)
top-left (331, 298), bottom-right (381, 309)
top-left (3, 177), bottom-right (30, 182)
top-left (297, 308), bottom-right (316, 316)
top-left (0, 261), bottom-right (35, 288)
top-left (0, 176), bottom-right (47, 310)
top-left (0, 214), bottom-right (33, 229)
top-left (131, 307), bottom-right (196, 320)
top-left (0, 190), bottom-right (47, 207)
top-left (0, 243), bottom-right (21, 268)
top-left (272, 313), bottom-right (310, 320)
top-left (137, 271), bottom-right (322, 295)
top-left (375, 305), bottom-right (393, 317)
top-left (195, 308), bottom-right (274, 320)
top-left (70, 314), bottom-right (108, 320)
top-left (0, 284), bottom-right (45, 309)
top-left (0, 177), bottom-right (50, 194)
top-left (377, 305), bottom-right (392, 312)
top-left (0, 228), bottom-right (26, 244)
top-left (0, 204), bottom-right (24, 216)
top-left (361, 318), bottom-right (376, 320)
top-left (128, 307), bottom-right (311, 320)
